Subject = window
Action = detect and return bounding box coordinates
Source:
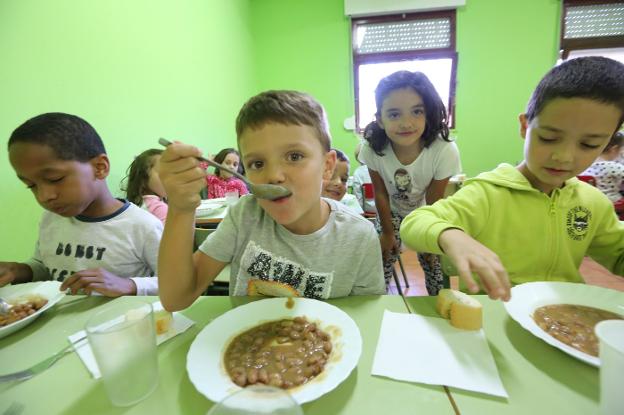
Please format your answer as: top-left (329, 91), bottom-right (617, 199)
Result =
top-left (352, 11), bottom-right (457, 131)
top-left (560, 0), bottom-right (624, 62)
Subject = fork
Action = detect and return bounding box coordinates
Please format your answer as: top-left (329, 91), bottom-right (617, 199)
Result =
top-left (0, 335), bottom-right (85, 383)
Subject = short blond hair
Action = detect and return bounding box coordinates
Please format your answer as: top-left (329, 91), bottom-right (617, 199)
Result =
top-left (235, 90), bottom-right (331, 151)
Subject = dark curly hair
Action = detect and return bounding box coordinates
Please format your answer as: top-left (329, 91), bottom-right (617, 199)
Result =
top-left (121, 148), bottom-right (163, 206)
top-left (8, 112), bottom-right (106, 160)
top-left (363, 71), bottom-right (450, 156)
top-left (526, 57), bottom-right (624, 131)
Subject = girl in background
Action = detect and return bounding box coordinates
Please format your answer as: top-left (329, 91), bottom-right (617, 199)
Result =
top-left (360, 71), bottom-right (461, 294)
top-left (205, 148), bottom-right (249, 199)
top-left (583, 131), bottom-right (624, 203)
top-left (122, 148), bottom-right (168, 223)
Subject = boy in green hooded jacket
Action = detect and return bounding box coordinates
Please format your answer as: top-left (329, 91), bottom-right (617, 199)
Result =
top-left (400, 57), bottom-right (624, 301)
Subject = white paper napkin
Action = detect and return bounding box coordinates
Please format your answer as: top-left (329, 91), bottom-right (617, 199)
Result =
top-left (371, 310), bottom-right (508, 398)
top-left (68, 301), bottom-right (195, 379)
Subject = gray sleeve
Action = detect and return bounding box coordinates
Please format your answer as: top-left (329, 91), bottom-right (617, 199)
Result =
top-left (198, 205), bottom-right (239, 262)
top-left (350, 226), bottom-right (385, 296)
top-left (24, 239), bottom-right (50, 281)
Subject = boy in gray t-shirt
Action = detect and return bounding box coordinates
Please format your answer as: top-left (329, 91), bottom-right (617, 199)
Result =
top-left (158, 91), bottom-right (384, 310)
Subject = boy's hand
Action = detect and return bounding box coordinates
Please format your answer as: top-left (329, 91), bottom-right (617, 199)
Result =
top-left (438, 229), bottom-right (511, 301)
top-left (0, 263), bottom-right (16, 287)
top-left (379, 232), bottom-right (399, 261)
top-left (60, 268), bottom-right (137, 297)
top-left (158, 141), bottom-right (207, 212)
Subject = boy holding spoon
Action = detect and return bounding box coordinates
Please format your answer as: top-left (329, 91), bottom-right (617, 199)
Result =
top-left (158, 91), bottom-right (385, 311)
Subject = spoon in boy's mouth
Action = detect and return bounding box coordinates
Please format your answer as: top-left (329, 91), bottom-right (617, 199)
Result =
top-left (158, 138), bottom-right (292, 201)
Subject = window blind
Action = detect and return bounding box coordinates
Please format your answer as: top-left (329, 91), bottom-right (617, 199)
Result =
top-left (355, 17), bottom-right (451, 54)
top-left (564, 3), bottom-right (624, 39)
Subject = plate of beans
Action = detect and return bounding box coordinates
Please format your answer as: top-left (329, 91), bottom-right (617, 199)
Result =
top-left (0, 281), bottom-right (65, 339)
top-left (186, 297), bottom-right (362, 404)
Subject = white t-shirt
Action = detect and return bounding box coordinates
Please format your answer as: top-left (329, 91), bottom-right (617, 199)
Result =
top-left (359, 137), bottom-right (461, 217)
top-left (198, 196), bottom-right (385, 299)
top-left (583, 160), bottom-right (624, 202)
top-left (339, 193), bottom-right (364, 214)
top-left (25, 201), bottom-right (162, 295)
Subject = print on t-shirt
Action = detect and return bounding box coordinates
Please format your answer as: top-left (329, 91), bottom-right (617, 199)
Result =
top-left (391, 168), bottom-right (421, 213)
top-left (48, 241), bottom-right (107, 281)
top-left (236, 241), bottom-right (333, 299)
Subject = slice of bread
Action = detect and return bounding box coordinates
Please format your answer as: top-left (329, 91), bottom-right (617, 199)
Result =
top-left (436, 289), bottom-right (482, 330)
top-left (154, 310), bottom-right (173, 335)
top-left (247, 279), bottom-right (300, 297)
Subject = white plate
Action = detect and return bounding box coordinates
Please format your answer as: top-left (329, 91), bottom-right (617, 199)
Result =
top-left (504, 282), bottom-right (624, 367)
top-left (0, 281), bottom-right (65, 340)
top-left (187, 297), bottom-right (362, 404)
top-left (196, 199), bottom-right (227, 217)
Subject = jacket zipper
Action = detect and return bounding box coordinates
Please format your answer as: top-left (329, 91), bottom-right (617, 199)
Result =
top-left (546, 190), bottom-right (559, 279)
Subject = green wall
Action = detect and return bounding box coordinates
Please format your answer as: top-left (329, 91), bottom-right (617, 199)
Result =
top-left (250, 0), bottom-right (561, 174)
top-left (0, 0), bottom-right (561, 260)
top-left (454, 0), bottom-right (561, 174)
top-left (250, 0), bottom-right (358, 159)
top-left (0, 0), bottom-right (254, 259)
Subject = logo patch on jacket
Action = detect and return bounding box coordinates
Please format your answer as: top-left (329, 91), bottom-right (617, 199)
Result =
top-left (566, 206), bottom-right (591, 240)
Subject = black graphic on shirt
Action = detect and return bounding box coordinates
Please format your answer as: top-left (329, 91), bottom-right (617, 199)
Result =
top-left (49, 242), bottom-right (107, 281)
top-left (240, 241), bottom-right (333, 299)
top-left (566, 206), bottom-right (591, 241)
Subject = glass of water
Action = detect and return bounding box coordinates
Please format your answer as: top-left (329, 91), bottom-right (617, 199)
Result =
top-left (206, 385), bottom-right (303, 415)
top-left (86, 299), bottom-right (159, 407)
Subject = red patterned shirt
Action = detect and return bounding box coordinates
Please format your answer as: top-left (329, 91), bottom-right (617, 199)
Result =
top-left (206, 174), bottom-right (249, 199)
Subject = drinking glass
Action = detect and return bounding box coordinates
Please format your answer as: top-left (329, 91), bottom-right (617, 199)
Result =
top-left (86, 299), bottom-right (159, 407)
top-left (206, 385), bottom-right (303, 415)
top-left (225, 190), bottom-right (239, 206)
top-left (595, 320), bottom-right (624, 415)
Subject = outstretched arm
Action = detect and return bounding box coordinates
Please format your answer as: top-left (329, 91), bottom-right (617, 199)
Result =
top-left (157, 141), bottom-right (225, 310)
top-left (369, 169), bottom-right (398, 261)
top-left (438, 229), bottom-right (511, 301)
top-left (0, 262), bottom-right (33, 286)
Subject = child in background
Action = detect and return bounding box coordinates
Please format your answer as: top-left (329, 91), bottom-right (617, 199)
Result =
top-left (205, 148), bottom-right (249, 199)
top-left (321, 148), bottom-right (363, 214)
top-left (122, 148), bottom-right (168, 223)
top-left (0, 113), bottom-right (162, 296)
top-left (400, 57), bottom-right (624, 301)
top-left (360, 71), bottom-right (461, 294)
top-left (582, 132), bottom-right (624, 203)
top-left (352, 141), bottom-right (376, 214)
top-left (157, 90), bottom-right (385, 311)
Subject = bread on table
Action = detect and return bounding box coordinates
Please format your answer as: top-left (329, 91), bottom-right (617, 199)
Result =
top-left (154, 309), bottom-right (173, 335)
top-left (247, 279), bottom-right (300, 297)
top-left (436, 289), bottom-right (482, 330)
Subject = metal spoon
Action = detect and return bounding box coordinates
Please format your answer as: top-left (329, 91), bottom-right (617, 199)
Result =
top-left (158, 138), bottom-right (292, 201)
top-left (0, 297), bottom-right (13, 316)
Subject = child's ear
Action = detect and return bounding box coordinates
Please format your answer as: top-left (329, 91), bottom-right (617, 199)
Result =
top-left (323, 150), bottom-right (337, 181)
top-left (518, 113), bottom-right (529, 138)
top-left (91, 154), bottom-right (111, 179)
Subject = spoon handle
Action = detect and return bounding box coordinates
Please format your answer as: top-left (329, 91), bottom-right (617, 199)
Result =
top-left (158, 138), bottom-right (249, 185)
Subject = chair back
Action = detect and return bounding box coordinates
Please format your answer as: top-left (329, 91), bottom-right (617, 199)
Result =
top-left (577, 175), bottom-right (597, 186)
top-left (194, 227), bottom-right (216, 251)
